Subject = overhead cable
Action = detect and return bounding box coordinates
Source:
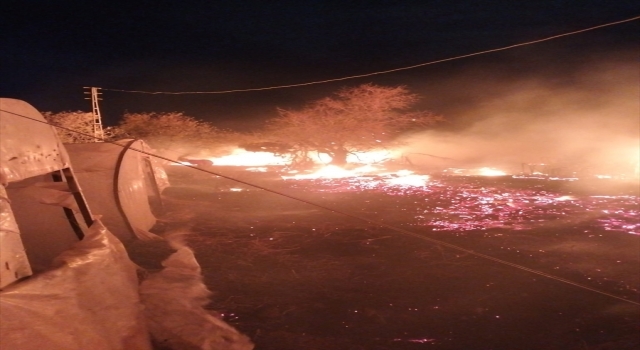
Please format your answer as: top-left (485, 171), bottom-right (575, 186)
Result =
top-left (101, 15), bottom-right (639, 95)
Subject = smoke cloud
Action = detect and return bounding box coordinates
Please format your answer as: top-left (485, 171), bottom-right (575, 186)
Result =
top-left (399, 53), bottom-right (639, 177)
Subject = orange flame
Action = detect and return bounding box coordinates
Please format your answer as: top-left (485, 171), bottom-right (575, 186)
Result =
top-left (208, 149), bottom-right (290, 166)
top-left (205, 148), bottom-right (398, 167)
top-left (282, 165), bottom-right (429, 186)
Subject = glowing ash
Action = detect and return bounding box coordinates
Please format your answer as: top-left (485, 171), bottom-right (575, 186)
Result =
top-left (285, 176), bottom-right (639, 235)
top-left (443, 167), bottom-right (508, 176)
top-left (208, 148), bottom-right (290, 166)
top-left (283, 165), bottom-right (377, 179)
top-left (283, 165), bottom-right (429, 187)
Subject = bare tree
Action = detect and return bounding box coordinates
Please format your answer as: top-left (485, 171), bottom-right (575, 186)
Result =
top-left (266, 84), bottom-right (443, 166)
top-left (109, 112), bottom-right (253, 158)
top-left (42, 111), bottom-right (96, 143)
top-left (110, 112), bottom-right (220, 149)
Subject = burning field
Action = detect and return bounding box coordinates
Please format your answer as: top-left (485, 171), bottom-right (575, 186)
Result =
top-left (126, 157), bottom-right (639, 350)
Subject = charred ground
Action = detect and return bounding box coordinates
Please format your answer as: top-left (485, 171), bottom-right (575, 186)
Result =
top-left (126, 167), bottom-right (639, 350)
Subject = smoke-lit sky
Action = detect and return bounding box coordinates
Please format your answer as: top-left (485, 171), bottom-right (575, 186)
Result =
top-left (1, 1), bottom-right (638, 132)
top-left (399, 50), bottom-right (639, 173)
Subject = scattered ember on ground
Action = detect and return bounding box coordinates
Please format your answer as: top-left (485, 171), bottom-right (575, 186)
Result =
top-left (129, 168), bottom-right (639, 349)
top-left (283, 175), bottom-right (639, 234)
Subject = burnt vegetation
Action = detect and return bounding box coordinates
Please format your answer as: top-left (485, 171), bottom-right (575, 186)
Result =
top-left (45, 84), bottom-right (443, 169)
top-left (125, 167), bottom-right (640, 350)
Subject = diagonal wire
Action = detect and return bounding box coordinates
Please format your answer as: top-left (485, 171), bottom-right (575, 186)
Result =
top-left (2, 108), bottom-right (639, 306)
top-left (100, 15), bottom-right (640, 95)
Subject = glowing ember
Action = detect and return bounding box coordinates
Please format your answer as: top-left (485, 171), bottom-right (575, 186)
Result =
top-left (393, 338), bottom-right (437, 344)
top-left (346, 150), bottom-right (397, 164)
top-left (283, 165), bottom-right (360, 179)
top-left (203, 148), bottom-right (400, 167)
top-left (477, 167), bottom-right (507, 176)
top-left (282, 165), bottom-right (381, 179)
top-left (208, 148), bottom-right (290, 166)
top-left (384, 174), bottom-right (429, 187)
top-left (443, 167), bottom-right (508, 176)
top-left (284, 175), bottom-right (639, 235)
top-left (282, 164), bottom-right (429, 186)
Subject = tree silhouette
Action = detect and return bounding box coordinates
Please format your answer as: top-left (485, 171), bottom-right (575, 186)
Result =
top-left (266, 84), bottom-right (442, 166)
top-left (42, 111), bottom-right (97, 143)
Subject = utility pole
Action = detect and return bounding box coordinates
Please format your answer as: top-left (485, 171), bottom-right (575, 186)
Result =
top-left (83, 87), bottom-right (104, 142)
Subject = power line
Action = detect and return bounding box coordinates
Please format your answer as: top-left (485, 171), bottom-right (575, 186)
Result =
top-left (2, 107), bottom-right (639, 307)
top-left (101, 15), bottom-right (640, 95)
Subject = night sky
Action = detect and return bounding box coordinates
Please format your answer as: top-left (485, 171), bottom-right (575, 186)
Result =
top-left (1, 1), bottom-right (638, 130)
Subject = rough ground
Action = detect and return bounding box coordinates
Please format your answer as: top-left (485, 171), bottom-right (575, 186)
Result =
top-left (126, 167), bottom-right (640, 350)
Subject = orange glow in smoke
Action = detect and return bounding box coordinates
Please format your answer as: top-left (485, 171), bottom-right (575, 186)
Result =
top-left (282, 165), bottom-right (378, 179)
top-left (205, 148), bottom-right (398, 167)
top-left (282, 165), bottom-right (429, 186)
top-left (477, 167), bottom-right (507, 176)
top-left (208, 149), bottom-right (290, 166)
top-left (444, 167), bottom-right (508, 176)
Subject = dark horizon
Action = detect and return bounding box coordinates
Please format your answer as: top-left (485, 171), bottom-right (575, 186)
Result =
top-left (1, 1), bottom-right (638, 130)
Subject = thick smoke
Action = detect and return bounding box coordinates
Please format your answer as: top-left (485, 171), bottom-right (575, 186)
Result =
top-left (399, 54), bottom-right (639, 177)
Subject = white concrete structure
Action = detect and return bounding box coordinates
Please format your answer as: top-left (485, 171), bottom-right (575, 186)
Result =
top-left (0, 98), bottom-right (152, 349)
